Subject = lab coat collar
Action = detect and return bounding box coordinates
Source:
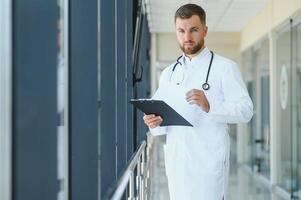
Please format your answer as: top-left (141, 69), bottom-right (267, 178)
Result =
top-left (182, 46), bottom-right (210, 65)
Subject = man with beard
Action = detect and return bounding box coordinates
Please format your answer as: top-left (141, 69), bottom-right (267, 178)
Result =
top-left (143, 3), bottom-right (253, 200)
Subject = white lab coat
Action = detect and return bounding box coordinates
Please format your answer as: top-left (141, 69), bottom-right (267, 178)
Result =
top-left (150, 47), bottom-right (253, 200)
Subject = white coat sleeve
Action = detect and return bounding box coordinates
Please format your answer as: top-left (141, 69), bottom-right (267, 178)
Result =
top-left (208, 62), bottom-right (253, 124)
top-left (149, 126), bottom-right (167, 136)
top-left (148, 67), bottom-right (169, 136)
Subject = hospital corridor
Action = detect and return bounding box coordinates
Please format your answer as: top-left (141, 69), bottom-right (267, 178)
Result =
top-left (1, 0), bottom-right (301, 200)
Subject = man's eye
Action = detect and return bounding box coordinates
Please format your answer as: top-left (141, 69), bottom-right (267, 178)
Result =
top-left (191, 29), bottom-right (198, 32)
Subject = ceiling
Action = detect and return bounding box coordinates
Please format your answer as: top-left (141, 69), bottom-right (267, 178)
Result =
top-left (145, 0), bottom-right (270, 33)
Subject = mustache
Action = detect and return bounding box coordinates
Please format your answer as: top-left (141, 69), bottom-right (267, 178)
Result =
top-left (184, 41), bottom-right (194, 44)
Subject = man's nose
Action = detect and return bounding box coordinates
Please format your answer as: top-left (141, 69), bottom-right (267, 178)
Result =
top-left (184, 32), bottom-right (192, 41)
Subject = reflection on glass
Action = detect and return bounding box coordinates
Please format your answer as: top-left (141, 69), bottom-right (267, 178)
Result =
top-left (256, 39), bottom-right (270, 178)
top-left (243, 49), bottom-right (257, 168)
top-left (247, 81), bottom-right (256, 167)
top-left (293, 23), bottom-right (301, 198)
top-left (57, 0), bottom-right (67, 199)
top-left (243, 39), bottom-right (270, 178)
top-left (276, 26), bottom-right (293, 192)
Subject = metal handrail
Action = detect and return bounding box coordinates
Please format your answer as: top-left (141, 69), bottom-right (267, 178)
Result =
top-left (107, 140), bottom-right (149, 200)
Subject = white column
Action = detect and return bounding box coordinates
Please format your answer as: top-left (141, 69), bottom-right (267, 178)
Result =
top-left (0, 0), bottom-right (12, 200)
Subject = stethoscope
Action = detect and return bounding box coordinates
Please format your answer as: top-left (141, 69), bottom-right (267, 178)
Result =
top-left (170, 50), bottom-right (214, 90)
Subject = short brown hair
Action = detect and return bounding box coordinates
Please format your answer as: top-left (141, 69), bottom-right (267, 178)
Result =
top-left (174, 4), bottom-right (206, 25)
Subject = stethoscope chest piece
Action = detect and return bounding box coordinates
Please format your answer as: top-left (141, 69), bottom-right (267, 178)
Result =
top-left (202, 83), bottom-right (210, 90)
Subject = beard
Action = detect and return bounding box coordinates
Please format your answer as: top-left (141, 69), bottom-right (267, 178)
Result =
top-left (180, 39), bottom-right (204, 55)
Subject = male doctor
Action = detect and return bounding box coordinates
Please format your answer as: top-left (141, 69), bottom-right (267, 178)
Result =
top-left (143, 3), bottom-right (253, 200)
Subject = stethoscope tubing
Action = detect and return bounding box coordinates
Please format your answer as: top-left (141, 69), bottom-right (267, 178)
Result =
top-left (170, 51), bottom-right (214, 90)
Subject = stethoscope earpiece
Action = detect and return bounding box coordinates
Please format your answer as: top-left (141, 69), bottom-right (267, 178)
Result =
top-left (170, 50), bottom-right (214, 90)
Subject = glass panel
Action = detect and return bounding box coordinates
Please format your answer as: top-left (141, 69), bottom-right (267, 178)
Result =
top-left (292, 22), bottom-right (301, 198)
top-left (242, 39), bottom-right (270, 179)
top-left (243, 49), bottom-right (257, 168)
top-left (57, 0), bottom-right (68, 199)
top-left (229, 124), bottom-right (237, 161)
top-left (276, 25), bottom-right (293, 192)
top-left (247, 81), bottom-right (257, 167)
top-left (255, 39), bottom-right (270, 178)
top-left (259, 75), bottom-right (270, 177)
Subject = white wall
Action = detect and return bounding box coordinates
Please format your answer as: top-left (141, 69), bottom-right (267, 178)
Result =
top-left (241, 0), bottom-right (301, 51)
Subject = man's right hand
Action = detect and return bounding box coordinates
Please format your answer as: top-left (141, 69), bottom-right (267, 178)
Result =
top-left (143, 114), bottom-right (163, 129)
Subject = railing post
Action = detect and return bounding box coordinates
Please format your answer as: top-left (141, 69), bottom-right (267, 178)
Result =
top-left (141, 149), bottom-right (145, 200)
top-left (137, 156), bottom-right (141, 200)
top-left (109, 141), bottom-right (148, 200)
top-left (146, 143), bottom-right (150, 189)
top-left (128, 172), bottom-right (135, 200)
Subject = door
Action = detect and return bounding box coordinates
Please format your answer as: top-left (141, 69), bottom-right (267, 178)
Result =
top-left (291, 19), bottom-right (301, 199)
top-left (255, 39), bottom-right (270, 178)
top-left (276, 23), bottom-right (293, 193)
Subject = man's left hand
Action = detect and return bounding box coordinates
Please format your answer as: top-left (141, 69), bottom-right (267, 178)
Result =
top-left (186, 89), bottom-right (210, 113)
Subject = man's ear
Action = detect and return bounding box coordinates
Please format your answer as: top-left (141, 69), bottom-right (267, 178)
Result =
top-left (204, 26), bottom-right (208, 37)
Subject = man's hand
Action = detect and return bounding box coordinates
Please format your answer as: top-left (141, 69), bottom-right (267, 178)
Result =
top-left (143, 114), bottom-right (163, 129)
top-left (186, 89), bottom-right (210, 113)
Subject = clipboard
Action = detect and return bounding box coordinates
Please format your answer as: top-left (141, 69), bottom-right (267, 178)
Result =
top-left (130, 99), bottom-right (193, 127)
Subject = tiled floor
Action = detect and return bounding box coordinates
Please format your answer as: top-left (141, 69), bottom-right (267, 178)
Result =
top-left (227, 164), bottom-right (272, 200)
top-left (147, 134), bottom-right (286, 200)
